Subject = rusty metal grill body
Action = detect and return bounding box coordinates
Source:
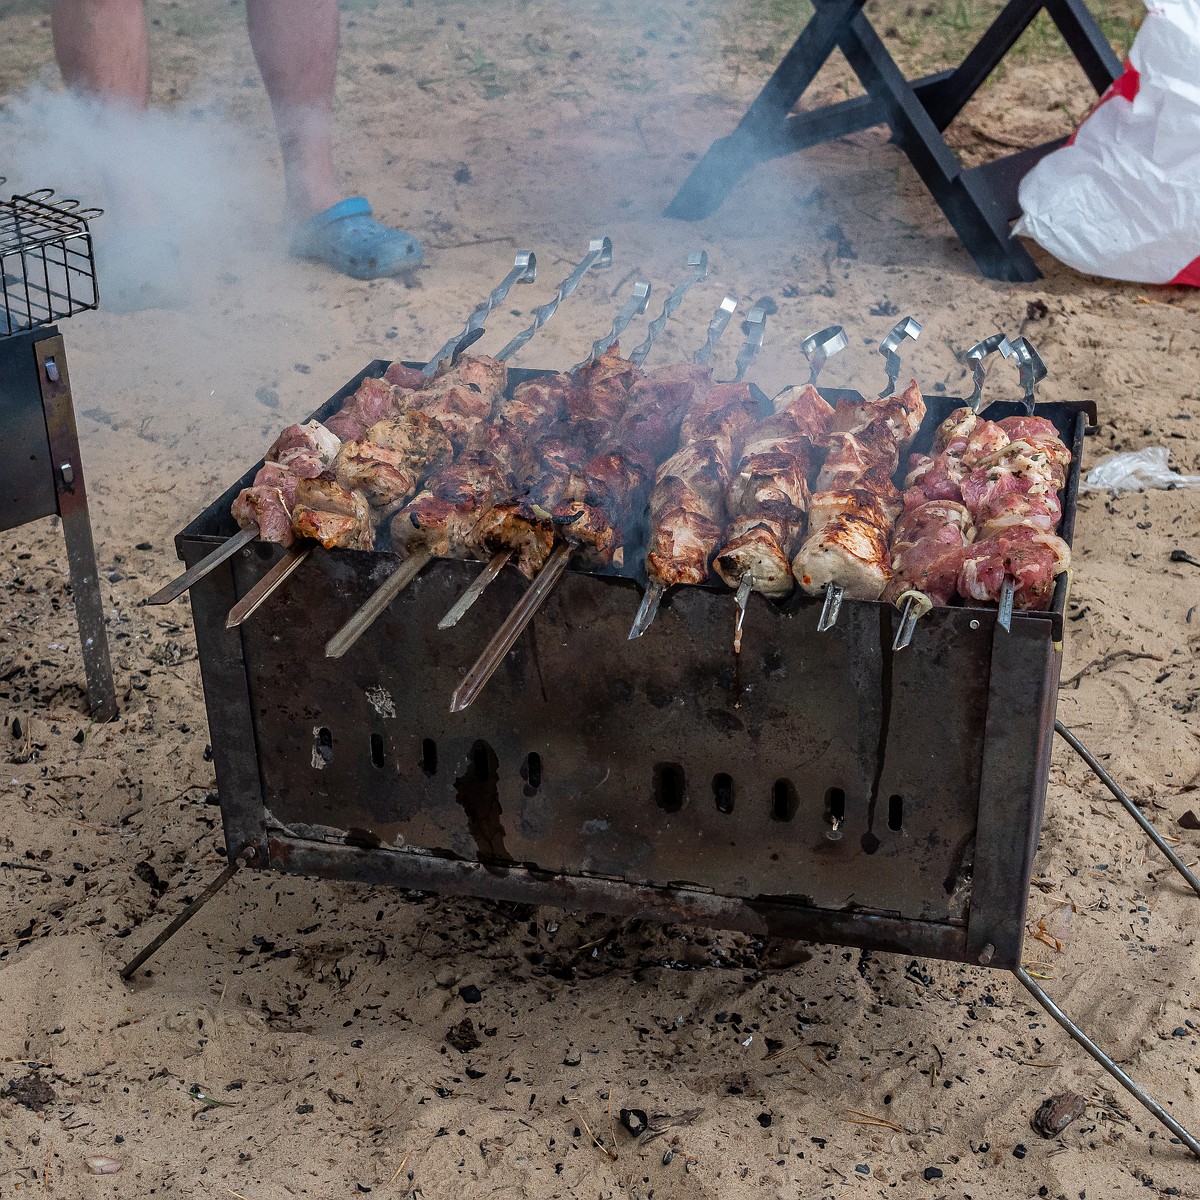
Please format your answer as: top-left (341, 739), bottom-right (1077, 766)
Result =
top-left (180, 362), bottom-right (1092, 971)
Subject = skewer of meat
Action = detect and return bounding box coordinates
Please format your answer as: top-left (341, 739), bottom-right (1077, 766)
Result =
top-left (957, 413), bottom-right (1071, 627)
top-left (792, 318), bottom-right (923, 631)
top-left (318, 240), bottom-right (616, 656)
top-left (227, 353), bottom-right (508, 629)
top-left (713, 383), bottom-right (835, 651)
top-left (626, 305), bottom-right (768, 640)
top-left (146, 254), bottom-right (540, 607)
top-left (449, 278), bottom-right (735, 712)
top-left (433, 280), bottom-right (657, 630)
top-left (437, 253), bottom-right (713, 632)
top-left (328, 283), bottom-right (652, 657)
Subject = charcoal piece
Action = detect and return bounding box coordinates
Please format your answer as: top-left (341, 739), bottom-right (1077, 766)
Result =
top-left (446, 1017), bottom-right (480, 1054)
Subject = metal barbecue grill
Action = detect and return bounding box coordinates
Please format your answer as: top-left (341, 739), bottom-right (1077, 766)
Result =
top-left (1, 183), bottom-right (115, 720)
top-left (129, 245), bottom-right (1200, 1155)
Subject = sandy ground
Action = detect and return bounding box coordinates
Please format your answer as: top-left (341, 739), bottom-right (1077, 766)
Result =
top-left (3, 0), bottom-right (1200, 1196)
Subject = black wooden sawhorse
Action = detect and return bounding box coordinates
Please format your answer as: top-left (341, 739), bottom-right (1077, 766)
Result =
top-left (665, 0), bottom-right (1122, 281)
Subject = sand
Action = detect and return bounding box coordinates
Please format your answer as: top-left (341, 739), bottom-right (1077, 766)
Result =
top-left (2, 0), bottom-right (1199, 1195)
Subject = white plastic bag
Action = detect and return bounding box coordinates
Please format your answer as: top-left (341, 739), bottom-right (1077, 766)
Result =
top-left (1015, 0), bottom-right (1200, 285)
top-left (1081, 446), bottom-right (1200, 491)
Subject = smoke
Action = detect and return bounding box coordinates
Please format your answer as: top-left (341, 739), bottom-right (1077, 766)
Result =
top-left (0, 83), bottom-right (278, 311)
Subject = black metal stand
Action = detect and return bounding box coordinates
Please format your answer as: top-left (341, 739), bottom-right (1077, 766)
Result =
top-left (665, 0), bottom-right (1121, 281)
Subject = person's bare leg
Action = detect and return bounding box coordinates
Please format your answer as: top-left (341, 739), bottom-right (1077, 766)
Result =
top-left (51, 0), bottom-right (149, 107)
top-left (245, 0), bottom-right (343, 222)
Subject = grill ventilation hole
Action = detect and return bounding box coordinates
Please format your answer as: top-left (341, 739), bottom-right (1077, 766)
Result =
top-left (713, 773), bottom-right (734, 814)
top-left (312, 726), bottom-right (333, 770)
top-left (888, 794), bottom-right (904, 831)
top-left (523, 752), bottom-right (543, 794)
top-left (825, 786), bottom-right (846, 839)
top-left (421, 738), bottom-right (438, 777)
top-left (771, 779), bottom-right (798, 822)
top-left (370, 733), bottom-right (385, 768)
top-left (653, 763), bottom-right (686, 813)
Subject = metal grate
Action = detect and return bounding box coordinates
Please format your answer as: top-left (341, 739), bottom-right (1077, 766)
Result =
top-left (0, 183), bottom-right (101, 336)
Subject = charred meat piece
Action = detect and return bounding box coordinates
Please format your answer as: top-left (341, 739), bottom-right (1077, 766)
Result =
top-left (793, 502), bottom-right (893, 600)
top-left (770, 382), bottom-right (837, 448)
top-left (292, 478), bottom-right (375, 550)
top-left (715, 506), bottom-right (806, 598)
top-left (647, 506), bottom-right (723, 587)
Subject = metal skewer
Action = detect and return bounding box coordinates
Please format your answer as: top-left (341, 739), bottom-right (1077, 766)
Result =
top-left (571, 279), bottom-right (653, 372)
top-left (800, 325), bottom-right (848, 387)
top-left (892, 589), bottom-right (932, 652)
top-left (694, 295), bottom-right (738, 365)
top-left (439, 276), bottom-right (655, 631)
top-left (494, 237), bottom-right (613, 362)
top-left (966, 332), bottom-right (1015, 415)
top-left (450, 542), bottom-right (573, 712)
top-left (144, 526), bottom-right (256, 606)
top-left (1010, 335), bottom-right (1047, 414)
top-left (450, 260), bottom-right (719, 696)
top-left (800, 325), bottom-right (853, 634)
top-left (628, 250), bottom-right (708, 367)
top-left (423, 250), bottom-right (537, 378)
top-left (996, 576), bottom-right (1015, 632)
top-left (877, 315), bottom-right (921, 398)
top-left (733, 573), bottom-right (754, 654)
top-left (148, 254), bottom-right (541, 607)
top-left (732, 303), bottom-right (768, 382)
top-left (630, 297), bottom-right (759, 642)
top-left (325, 238), bottom-right (614, 658)
top-left (225, 545), bottom-right (312, 629)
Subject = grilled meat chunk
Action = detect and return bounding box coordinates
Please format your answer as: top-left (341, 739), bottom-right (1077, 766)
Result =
top-left (958, 527), bottom-right (1070, 611)
top-left (292, 478), bottom-right (374, 550)
top-left (333, 413), bottom-right (455, 509)
top-left (232, 462), bottom-right (298, 547)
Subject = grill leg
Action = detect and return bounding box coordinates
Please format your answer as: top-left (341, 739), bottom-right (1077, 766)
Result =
top-left (119, 851), bottom-right (249, 980)
top-left (34, 335), bottom-right (118, 721)
top-left (1013, 966), bottom-right (1200, 1158)
top-left (1055, 720), bottom-right (1200, 899)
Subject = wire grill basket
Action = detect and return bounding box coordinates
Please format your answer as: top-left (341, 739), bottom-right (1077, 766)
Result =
top-left (0, 183), bottom-right (101, 336)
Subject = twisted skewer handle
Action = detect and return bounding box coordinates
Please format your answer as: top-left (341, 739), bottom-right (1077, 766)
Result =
top-left (495, 236), bottom-right (612, 362)
top-left (693, 296), bottom-right (737, 365)
top-left (732, 304), bottom-right (768, 382)
top-left (572, 279), bottom-right (651, 371)
top-left (801, 325), bottom-right (847, 386)
top-left (629, 250), bottom-right (708, 367)
top-left (966, 332), bottom-right (1015, 413)
top-left (1009, 336), bottom-right (1047, 414)
top-left (423, 251), bottom-right (537, 377)
top-left (878, 315), bottom-right (921, 398)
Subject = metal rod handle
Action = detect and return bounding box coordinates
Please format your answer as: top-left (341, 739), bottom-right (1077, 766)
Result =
top-left (800, 324), bottom-right (847, 386)
top-left (693, 296), bottom-right (738, 365)
top-left (966, 332), bottom-right (1015, 413)
top-left (495, 237), bottom-right (613, 362)
top-left (1010, 335), bottom-right (1047, 414)
top-left (878, 315), bottom-right (921, 398)
top-left (572, 279), bottom-right (652, 372)
top-left (423, 251), bottom-right (537, 377)
top-left (732, 305), bottom-right (768, 382)
top-left (628, 250), bottom-right (708, 367)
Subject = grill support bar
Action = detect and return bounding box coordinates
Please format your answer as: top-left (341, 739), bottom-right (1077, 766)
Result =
top-left (1055, 720), bottom-right (1200, 898)
top-left (1015, 966), bottom-right (1200, 1158)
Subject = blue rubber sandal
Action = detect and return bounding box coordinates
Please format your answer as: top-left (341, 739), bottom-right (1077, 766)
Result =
top-left (290, 197), bottom-right (424, 280)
